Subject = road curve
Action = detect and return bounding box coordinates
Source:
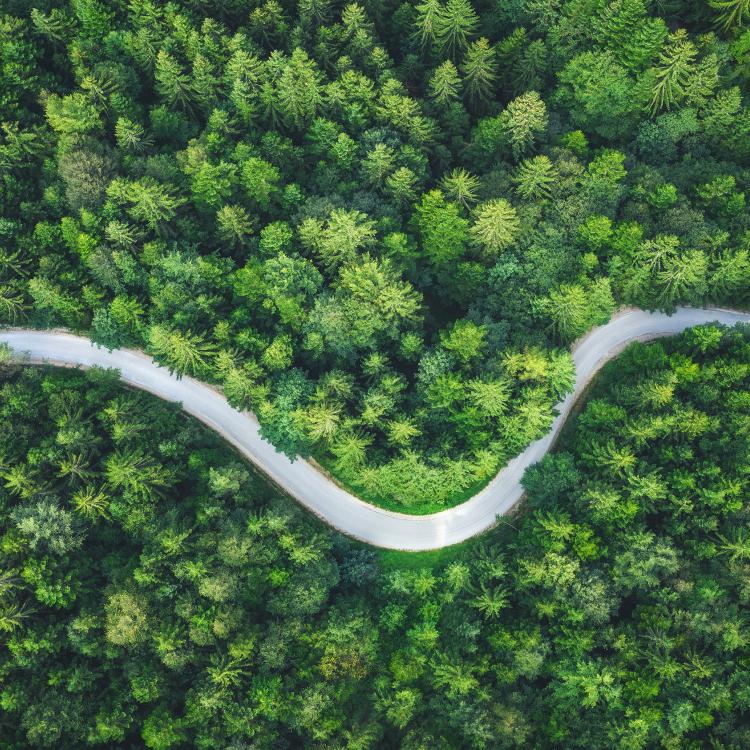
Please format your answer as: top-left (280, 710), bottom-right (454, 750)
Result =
top-left (1, 307), bottom-right (749, 550)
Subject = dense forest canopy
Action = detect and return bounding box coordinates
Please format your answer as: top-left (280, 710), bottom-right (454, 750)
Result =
top-left (2, 0), bottom-right (750, 509)
top-left (2, 324), bottom-right (750, 749)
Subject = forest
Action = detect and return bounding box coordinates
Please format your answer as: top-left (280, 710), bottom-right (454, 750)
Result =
top-left (3, 0), bottom-right (750, 746)
top-left (2, 0), bottom-right (750, 509)
top-left (2, 325), bottom-right (750, 749)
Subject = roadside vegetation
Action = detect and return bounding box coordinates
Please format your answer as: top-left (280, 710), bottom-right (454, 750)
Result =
top-left (2, 0), bottom-right (750, 510)
top-left (2, 324), bottom-right (750, 748)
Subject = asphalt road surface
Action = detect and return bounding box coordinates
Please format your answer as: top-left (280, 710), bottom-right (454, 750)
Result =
top-left (2, 307), bottom-right (749, 550)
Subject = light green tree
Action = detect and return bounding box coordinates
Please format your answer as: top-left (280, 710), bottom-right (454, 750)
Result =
top-left (106, 178), bottom-right (186, 232)
top-left (440, 319), bottom-right (487, 363)
top-left (436, 0), bottom-right (479, 58)
top-left (147, 325), bottom-right (216, 377)
top-left (650, 30), bottom-right (697, 113)
top-left (470, 199), bottom-right (520, 255)
top-left (414, 0), bottom-right (442, 48)
top-left (440, 168), bottom-right (480, 208)
top-left (299, 209), bottom-right (377, 272)
top-left (461, 38), bottom-right (496, 107)
top-left (385, 167), bottom-right (418, 205)
top-left (708, 0), bottom-right (750, 31)
top-left (513, 155), bottom-right (557, 201)
top-left (216, 205), bottom-right (254, 248)
top-left (155, 50), bottom-right (193, 109)
top-left (499, 91), bottom-right (548, 159)
top-left (268, 48), bottom-right (323, 129)
top-left (114, 118), bottom-right (152, 152)
top-left (105, 449), bottom-right (170, 501)
top-left (361, 143), bottom-right (395, 187)
top-left (428, 61), bottom-right (462, 104)
top-left (414, 190), bottom-right (469, 264)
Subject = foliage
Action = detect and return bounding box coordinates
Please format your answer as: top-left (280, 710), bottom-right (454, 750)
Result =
top-left (3, 325), bottom-right (750, 746)
top-left (1, 0), bottom-right (750, 513)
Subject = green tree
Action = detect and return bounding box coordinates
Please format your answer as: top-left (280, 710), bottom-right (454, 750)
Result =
top-left (13, 499), bottom-right (81, 555)
top-left (107, 178), bottom-right (186, 232)
top-left (461, 38), bottom-right (496, 108)
top-left (436, 0), bottom-right (479, 57)
top-left (440, 319), bottom-right (487, 363)
top-left (105, 449), bottom-right (170, 501)
top-left (538, 279), bottom-right (615, 342)
top-left (499, 91), bottom-right (548, 159)
top-left (268, 48), bottom-right (323, 129)
top-left (299, 208), bottom-right (377, 272)
top-left (155, 50), bottom-right (193, 110)
top-left (147, 325), bottom-right (216, 377)
top-left (71, 486), bottom-right (110, 520)
top-left (114, 118), bottom-right (152, 152)
top-left (555, 51), bottom-right (643, 139)
top-left (650, 30), bottom-right (697, 113)
top-left (190, 161), bottom-right (236, 211)
top-left (240, 156), bottom-right (281, 209)
top-left (440, 168), bottom-right (480, 208)
top-left (105, 591), bottom-right (148, 646)
top-left (386, 167), bottom-right (418, 205)
top-left (708, 0), bottom-right (750, 31)
top-left (429, 61), bottom-right (462, 104)
top-left (216, 205), bottom-right (255, 248)
top-left (414, 190), bottom-right (470, 265)
top-left (414, 0), bottom-right (442, 48)
top-left (45, 92), bottom-right (102, 137)
top-left (470, 199), bottom-right (520, 256)
top-left (513, 155), bottom-right (557, 201)
top-left (361, 143), bottom-right (396, 187)
top-left (0, 284), bottom-right (26, 323)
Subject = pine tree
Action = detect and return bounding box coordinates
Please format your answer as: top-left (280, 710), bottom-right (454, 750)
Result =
top-left (217, 205), bottom-right (255, 248)
top-left (593, 0), bottom-right (666, 71)
top-left (299, 209), bottom-right (377, 272)
top-left (70, 0), bottom-right (113, 39)
top-left (191, 54), bottom-right (220, 112)
top-left (413, 0), bottom-right (443, 49)
top-left (271, 49), bottom-right (323, 130)
top-left (709, 0), bottom-right (750, 31)
top-left (147, 326), bottom-right (216, 377)
top-left (710, 249), bottom-right (750, 297)
top-left (461, 38), bottom-right (496, 108)
top-left (106, 178), bottom-right (185, 232)
top-left (155, 50), bottom-right (193, 109)
top-left (0, 285), bottom-right (26, 323)
top-left (71, 486), bottom-right (110, 520)
top-left (435, 0), bottom-right (479, 58)
top-left (470, 199), bottom-right (520, 256)
top-left (386, 167), bottom-right (418, 205)
top-left (513, 155), bottom-right (557, 201)
top-left (440, 168), bottom-right (480, 208)
top-left (299, 0), bottom-right (332, 25)
top-left (114, 118), bottom-right (152, 152)
top-left (361, 143), bottom-right (396, 187)
top-left (656, 249), bottom-right (708, 304)
top-left (499, 90), bottom-right (548, 159)
top-left (650, 30), bottom-right (697, 113)
top-left (304, 403), bottom-right (342, 443)
top-left (540, 284), bottom-right (590, 341)
top-left (514, 40), bottom-right (548, 93)
top-left (471, 584), bottom-right (509, 618)
top-left (428, 60), bottom-right (462, 104)
top-left (29, 8), bottom-right (74, 43)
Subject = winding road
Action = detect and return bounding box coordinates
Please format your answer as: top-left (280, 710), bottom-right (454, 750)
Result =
top-left (1, 307), bottom-right (749, 550)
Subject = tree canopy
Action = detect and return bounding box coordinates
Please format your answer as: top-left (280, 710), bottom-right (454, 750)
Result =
top-left (3, 324), bottom-right (750, 747)
top-left (1, 0), bottom-right (750, 515)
